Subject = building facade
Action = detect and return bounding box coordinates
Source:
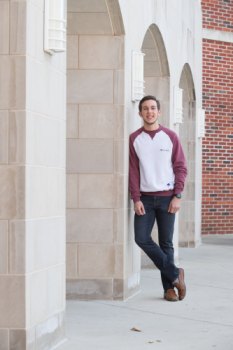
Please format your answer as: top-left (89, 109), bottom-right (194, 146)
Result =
top-left (202, 0), bottom-right (233, 234)
top-left (0, 0), bottom-right (202, 349)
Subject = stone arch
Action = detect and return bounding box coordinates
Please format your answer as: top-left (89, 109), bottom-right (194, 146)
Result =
top-left (179, 63), bottom-right (196, 247)
top-left (141, 24), bottom-right (170, 126)
top-left (66, 0), bottom-right (126, 299)
top-left (106, 0), bottom-right (125, 35)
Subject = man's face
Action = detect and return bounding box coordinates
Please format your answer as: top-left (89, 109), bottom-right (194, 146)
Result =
top-left (139, 99), bottom-right (160, 126)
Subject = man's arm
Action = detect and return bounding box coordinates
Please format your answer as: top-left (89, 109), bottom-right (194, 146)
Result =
top-left (168, 133), bottom-right (187, 214)
top-left (129, 135), bottom-right (141, 203)
top-left (171, 134), bottom-right (188, 194)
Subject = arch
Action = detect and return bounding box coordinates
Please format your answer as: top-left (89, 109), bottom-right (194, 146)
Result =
top-left (66, 0), bottom-right (126, 299)
top-left (141, 24), bottom-right (170, 126)
top-left (106, 0), bottom-right (125, 35)
top-left (142, 24), bottom-right (170, 77)
top-left (179, 63), bottom-right (196, 247)
top-left (179, 63), bottom-right (196, 101)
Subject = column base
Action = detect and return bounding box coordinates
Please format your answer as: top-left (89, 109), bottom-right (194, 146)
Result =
top-left (0, 312), bottom-right (65, 350)
top-left (66, 277), bottom-right (141, 301)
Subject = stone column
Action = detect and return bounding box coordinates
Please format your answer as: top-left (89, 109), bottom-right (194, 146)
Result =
top-left (66, 0), bottom-right (140, 300)
top-left (179, 65), bottom-right (197, 247)
top-left (0, 1), bottom-right (66, 349)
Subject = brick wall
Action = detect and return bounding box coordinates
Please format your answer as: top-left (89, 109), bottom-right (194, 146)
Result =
top-left (202, 0), bottom-right (233, 32)
top-left (202, 0), bottom-right (233, 234)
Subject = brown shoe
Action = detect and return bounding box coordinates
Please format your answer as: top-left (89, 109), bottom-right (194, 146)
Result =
top-left (164, 289), bottom-right (178, 302)
top-left (173, 268), bottom-right (186, 300)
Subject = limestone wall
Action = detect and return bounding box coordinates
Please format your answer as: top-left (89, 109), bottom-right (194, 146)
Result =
top-left (0, 0), bottom-right (66, 348)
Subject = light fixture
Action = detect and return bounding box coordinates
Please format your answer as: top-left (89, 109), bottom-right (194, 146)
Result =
top-left (44, 0), bottom-right (66, 54)
top-left (173, 86), bottom-right (183, 124)
top-left (131, 51), bottom-right (145, 101)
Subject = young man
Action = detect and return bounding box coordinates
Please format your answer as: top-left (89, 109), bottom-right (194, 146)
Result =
top-left (129, 95), bottom-right (187, 301)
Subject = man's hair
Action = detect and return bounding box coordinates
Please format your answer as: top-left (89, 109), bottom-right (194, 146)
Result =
top-left (139, 95), bottom-right (160, 112)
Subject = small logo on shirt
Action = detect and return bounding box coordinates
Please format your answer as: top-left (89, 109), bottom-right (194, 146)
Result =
top-left (160, 148), bottom-right (169, 152)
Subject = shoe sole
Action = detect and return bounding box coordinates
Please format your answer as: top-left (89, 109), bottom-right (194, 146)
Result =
top-left (164, 297), bottom-right (178, 302)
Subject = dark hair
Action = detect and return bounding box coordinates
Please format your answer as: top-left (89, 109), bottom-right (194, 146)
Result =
top-left (139, 95), bottom-right (160, 112)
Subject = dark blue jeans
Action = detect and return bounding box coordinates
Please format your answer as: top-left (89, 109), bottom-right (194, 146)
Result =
top-left (134, 195), bottom-right (179, 292)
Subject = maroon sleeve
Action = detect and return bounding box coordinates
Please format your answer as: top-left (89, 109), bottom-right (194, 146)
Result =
top-left (129, 134), bottom-right (141, 202)
top-left (171, 133), bottom-right (188, 194)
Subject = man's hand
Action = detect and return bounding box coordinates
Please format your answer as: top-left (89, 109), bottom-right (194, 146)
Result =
top-left (168, 197), bottom-right (181, 214)
top-left (134, 201), bottom-right (146, 216)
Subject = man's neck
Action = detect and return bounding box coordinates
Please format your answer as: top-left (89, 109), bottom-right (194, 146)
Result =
top-left (143, 122), bottom-right (159, 131)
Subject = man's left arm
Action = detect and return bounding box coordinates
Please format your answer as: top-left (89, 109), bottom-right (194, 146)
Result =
top-left (169, 135), bottom-right (188, 213)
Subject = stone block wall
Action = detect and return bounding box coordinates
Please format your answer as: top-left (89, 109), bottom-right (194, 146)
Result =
top-left (66, 0), bottom-right (136, 300)
top-left (0, 0), bottom-right (66, 348)
top-left (0, 1), bottom-right (27, 346)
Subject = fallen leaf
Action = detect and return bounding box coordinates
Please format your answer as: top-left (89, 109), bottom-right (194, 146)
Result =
top-left (130, 327), bottom-right (142, 332)
top-left (148, 341), bottom-right (154, 344)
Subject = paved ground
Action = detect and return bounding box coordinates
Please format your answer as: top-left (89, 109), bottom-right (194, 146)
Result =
top-left (58, 235), bottom-right (233, 350)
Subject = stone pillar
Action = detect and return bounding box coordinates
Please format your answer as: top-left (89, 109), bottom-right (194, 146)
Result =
top-left (0, 1), bottom-right (66, 349)
top-left (66, 0), bottom-right (140, 300)
top-left (179, 65), bottom-right (198, 247)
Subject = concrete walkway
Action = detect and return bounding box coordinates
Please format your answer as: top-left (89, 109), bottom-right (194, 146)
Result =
top-left (58, 235), bottom-right (233, 350)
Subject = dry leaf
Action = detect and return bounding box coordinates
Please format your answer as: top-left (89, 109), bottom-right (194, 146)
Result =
top-left (130, 327), bottom-right (142, 332)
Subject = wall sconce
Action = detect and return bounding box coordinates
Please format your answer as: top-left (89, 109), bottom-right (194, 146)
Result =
top-left (131, 51), bottom-right (145, 101)
top-left (198, 108), bottom-right (205, 138)
top-left (44, 0), bottom-right (66, 54)
top-left (173, 86), bottom-right (183, 124)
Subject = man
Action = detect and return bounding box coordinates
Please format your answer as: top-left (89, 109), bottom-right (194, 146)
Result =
top-left (129, 95), bottom-right (187, 302)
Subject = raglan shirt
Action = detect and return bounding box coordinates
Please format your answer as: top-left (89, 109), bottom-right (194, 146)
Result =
top-left (129, 125), bottom-right (187, 203)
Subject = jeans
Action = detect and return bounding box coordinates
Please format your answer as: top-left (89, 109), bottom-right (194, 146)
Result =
top-left (134, 195), bottom-right (179, 291)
